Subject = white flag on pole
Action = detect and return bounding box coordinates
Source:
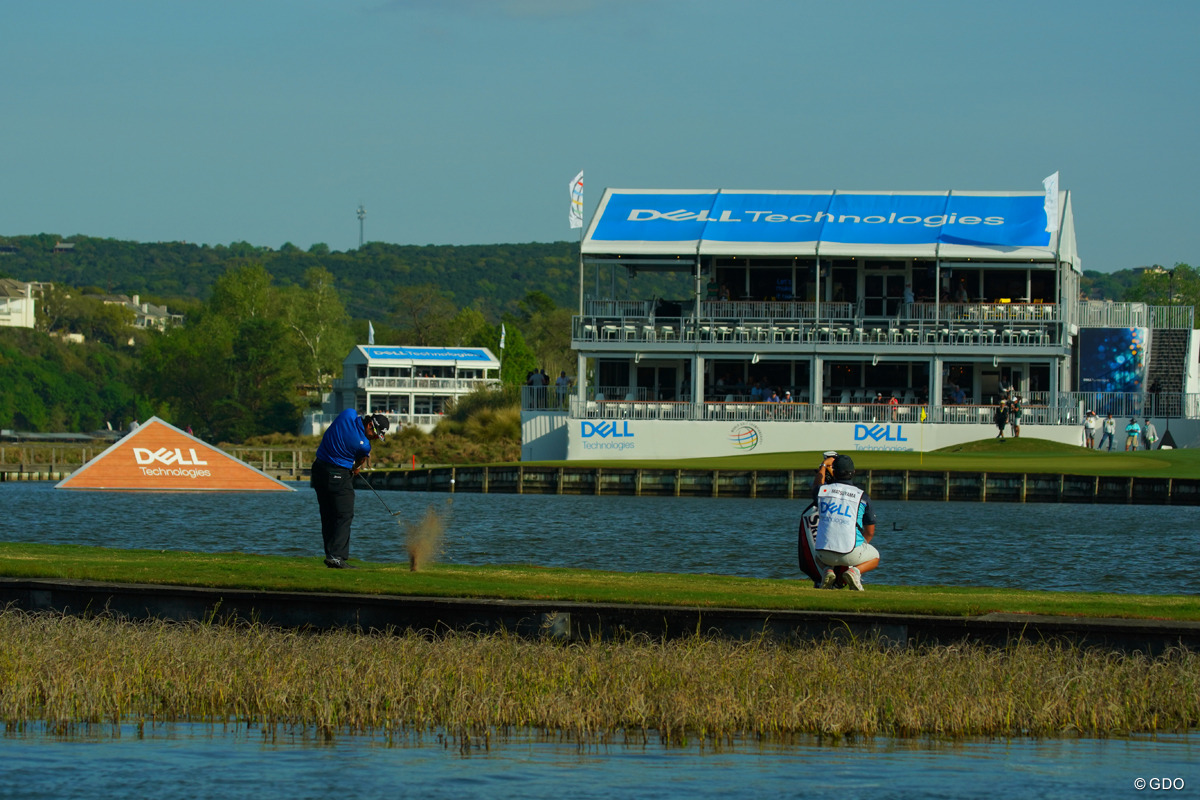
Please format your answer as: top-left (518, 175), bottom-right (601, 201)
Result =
top-left (500, 323), bottom-right (506, 350)
top-left (569, 170), bottom-right (584, 229)
top-left (1043, 171), bottom-right (1060, 233)
top-left (368, 320), bottom-right (375, 345)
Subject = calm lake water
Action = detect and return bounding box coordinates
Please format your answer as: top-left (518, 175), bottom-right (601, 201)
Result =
top-left (1, 481), bottom-right (1196, 594)
top-left (0, 482), bottom-right (1195, 795)
top-left (0, 724), bottom-right (1194, 800)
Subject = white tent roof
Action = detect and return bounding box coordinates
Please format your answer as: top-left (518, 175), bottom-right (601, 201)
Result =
top-left (582, 189), bottom-right (1079, 270)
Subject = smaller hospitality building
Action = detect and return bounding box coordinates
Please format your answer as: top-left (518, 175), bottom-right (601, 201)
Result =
top-left (310, 345), bottom-right (502, 434)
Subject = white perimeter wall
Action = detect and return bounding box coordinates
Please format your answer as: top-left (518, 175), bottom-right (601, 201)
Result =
top-left (518, 415), bottom-right (1200, 461)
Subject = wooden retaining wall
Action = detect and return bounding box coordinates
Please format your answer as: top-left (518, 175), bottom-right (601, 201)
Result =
top-left (6, 459), bottom-right (1193, 505)
top-left (367, 466), bottom-right (1199, 505)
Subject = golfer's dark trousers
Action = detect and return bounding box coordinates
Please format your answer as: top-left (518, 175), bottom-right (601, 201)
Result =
top-left (311, 458), bottom-right (355, 560)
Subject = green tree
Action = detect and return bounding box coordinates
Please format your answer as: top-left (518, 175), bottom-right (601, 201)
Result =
top-left (496, 322), bottom-right (538, 387)
top-left (280, 266), bottom-right (354, 397)
top-left (1127, 264), bottom-right (1199, 316)
top-left (209, 262), bottom-right (275, 325)
top-left (390, 283), bottom-right (459, 345)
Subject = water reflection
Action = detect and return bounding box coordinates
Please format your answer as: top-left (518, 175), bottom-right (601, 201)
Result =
top-left (0, 724), bottom-right (1193, 800)
top-left (2, 482), bottom-right (1195, 595)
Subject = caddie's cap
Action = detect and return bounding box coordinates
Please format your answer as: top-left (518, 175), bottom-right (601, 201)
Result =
top-left (832, 454), bottom-right (855, 480)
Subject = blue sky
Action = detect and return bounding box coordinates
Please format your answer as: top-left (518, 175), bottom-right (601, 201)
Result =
top-left (4, 0), bottom-right (1197, 272)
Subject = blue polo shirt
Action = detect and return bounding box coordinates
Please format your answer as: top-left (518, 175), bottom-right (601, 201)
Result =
top-left (315, 409), bottom-right (371, 469)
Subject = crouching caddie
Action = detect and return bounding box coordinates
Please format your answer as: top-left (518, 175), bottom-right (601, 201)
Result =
top-left (812, 453), bottom-right (880, 591)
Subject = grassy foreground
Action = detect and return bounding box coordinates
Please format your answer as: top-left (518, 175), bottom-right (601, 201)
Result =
top-left (3, 542), bottom-right (1198, 622)
top-left (2, 610), bottom-right (1197, 740)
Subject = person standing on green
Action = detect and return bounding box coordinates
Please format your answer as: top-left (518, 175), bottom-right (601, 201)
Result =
top-left (1099, 414), bottom-right (1116, 451)
top-left (1124, 418), bottom-right (1141, 451)
top-left (1142, 418), bottom-right (1158, 451)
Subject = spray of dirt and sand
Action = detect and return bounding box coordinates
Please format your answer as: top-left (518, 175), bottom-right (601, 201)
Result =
top-left (404, 502), bottom-right (448, 571)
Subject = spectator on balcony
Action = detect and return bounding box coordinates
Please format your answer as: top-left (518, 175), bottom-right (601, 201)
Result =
top-left (951, 386), bottom-right (966, 405)
top-left (750, 381), bottom-right (764, 402)
top-left (1124, 418), bottom-right (1141, 451)
top-left (783, 390), bottom-right (793, 402)
top-left (555, 371), bottom-right (571, 409)
top-left (706, 278), bottom-right (719, 299)
top-left (1143, 418), bottom-right (1159, 450)
top-left (527, 368), bottom-right (546, 409)
top-left (719, 284), bottom-right (731, 300)
top-left (1084, 410), bottom-right (1098, 448)
top-left (954, 279), bottom-right (969, 304)
top-left (889, 393), bottom-right (900, 421)
top-left (1099, 414), bottom-right (1116, 451)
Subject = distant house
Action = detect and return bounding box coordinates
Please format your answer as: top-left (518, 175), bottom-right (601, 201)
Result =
top-left (100, 294), bottom-right (184, 331)
top-left (0, 278), bottom-right (36, 328)
top-left (305, 345), bottom-right (503, 434)
top-left (53, 241), bottom-right (75, 253)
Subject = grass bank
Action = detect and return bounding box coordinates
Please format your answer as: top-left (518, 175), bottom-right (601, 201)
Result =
top-left (521, 438), bottom-right (1200, 479)
top-left (3, 542), bottom-right (1198, 622)
top-left (2, 610), bottom-right (1196, 741)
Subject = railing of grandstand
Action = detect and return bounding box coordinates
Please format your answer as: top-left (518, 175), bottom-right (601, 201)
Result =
top-left (542, 392), bottom-right (1200, 423)
top-left (339, 376), bottom-right (498, 392)
top-left (572, 316), bottom-right (1060, 347)
top-left (306, 411), bottom-right (445, 429)
top-left (574, 298), bottom-right (1069, 347)
top-left (584, 299), bottom-right (656, 317)
top-left (1076, 301), bottom-right (1194, 330)
top-left (902, 302), bottom-right (1058, 323)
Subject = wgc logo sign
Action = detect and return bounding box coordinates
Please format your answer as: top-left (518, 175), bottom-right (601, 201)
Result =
top-left (729, 424), bottom-right (761, 451)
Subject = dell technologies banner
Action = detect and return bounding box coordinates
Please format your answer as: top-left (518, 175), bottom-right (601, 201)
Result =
top-left (590, 191), bottom-right (1052, 248)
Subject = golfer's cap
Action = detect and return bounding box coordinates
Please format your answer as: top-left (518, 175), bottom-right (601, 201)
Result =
top-left (368, 413), bottom-right (390, 438)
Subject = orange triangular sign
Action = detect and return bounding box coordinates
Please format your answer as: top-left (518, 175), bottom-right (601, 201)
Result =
top-left (55, 417), bottom-right (295, 492)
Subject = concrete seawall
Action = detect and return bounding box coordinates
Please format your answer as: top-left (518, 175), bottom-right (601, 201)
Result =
top-left (3, 577), bottom-right (1197, 654)
top-left (368, 466), bottom-right (1200, 505)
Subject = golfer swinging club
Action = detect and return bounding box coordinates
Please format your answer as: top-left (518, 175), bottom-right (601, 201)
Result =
top-left (812, 453), bottom-right (880, 591)
top-left (311, 410), bottom-right (390, 569)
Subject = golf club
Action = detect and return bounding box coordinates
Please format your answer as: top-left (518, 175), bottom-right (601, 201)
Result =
top-left (357, 471), bottom-right (402, 517)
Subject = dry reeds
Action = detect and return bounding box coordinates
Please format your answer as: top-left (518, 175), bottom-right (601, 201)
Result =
top-left (1, 609), bottom-right (1197, 742)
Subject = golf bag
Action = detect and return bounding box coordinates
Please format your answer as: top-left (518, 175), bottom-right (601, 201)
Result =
top-left (797, 500), bottom-right (823, 588)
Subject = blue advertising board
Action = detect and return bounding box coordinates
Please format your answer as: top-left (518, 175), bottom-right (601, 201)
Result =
top-left (363, 346), bottom-right (496, 363)
top-left (588, 191), bottom-right (1052, 249)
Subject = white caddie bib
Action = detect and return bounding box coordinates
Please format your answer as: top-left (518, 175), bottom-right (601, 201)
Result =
top-left (815, 483), bottom-right (864, 554)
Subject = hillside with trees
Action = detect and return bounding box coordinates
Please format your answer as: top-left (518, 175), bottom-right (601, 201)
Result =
top-left (0, 232), bottom-right (1192, 442)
